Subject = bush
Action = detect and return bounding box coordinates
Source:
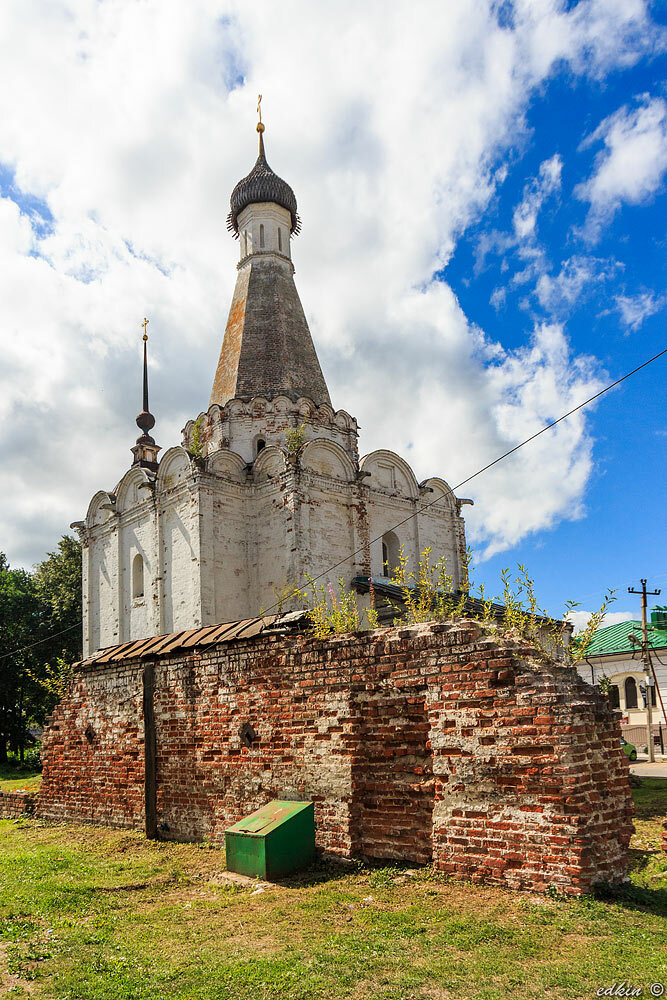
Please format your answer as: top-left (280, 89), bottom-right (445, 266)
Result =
top-left (8, 747), bottom-right (42, 773)
top-left (22, 746), bottom-right (42, 771)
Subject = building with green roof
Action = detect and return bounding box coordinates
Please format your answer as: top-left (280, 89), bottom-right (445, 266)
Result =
top-left (576, 607), bottom-right (667, 737)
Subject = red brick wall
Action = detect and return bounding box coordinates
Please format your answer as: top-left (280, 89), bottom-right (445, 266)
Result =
top-left (37, 661), bottom-right (145, 829)
top-left (37, 620), bottom-right (634, 894)
top-left (0, 790), bottom-right (35, 819)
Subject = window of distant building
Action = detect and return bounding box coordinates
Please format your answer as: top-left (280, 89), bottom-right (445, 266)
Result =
top-left (609, 684), bottom-right (620, 710)
top-left (624, 676), bottom-right (637, 710)
top-left (260, 224), bottom-right (265, 248)
top-left (278, 227), bottom-right (282, 252)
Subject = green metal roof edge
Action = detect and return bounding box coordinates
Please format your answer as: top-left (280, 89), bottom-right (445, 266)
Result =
top-left (582, 619), bottom-right (667, 656)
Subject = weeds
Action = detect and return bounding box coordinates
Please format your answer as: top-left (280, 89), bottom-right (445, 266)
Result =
top-left (285, 422), bottom-right (307, 455)
top-left (291, 543), bottom-right (613, 668)
top-left (388, 546), bottom-right (468, 624)
top-left (188, 415), bottom-right (204, 459)
top-left (568, 589), bottom-right (618, 661)
top-left (295, 577), bottom-right (378, 637)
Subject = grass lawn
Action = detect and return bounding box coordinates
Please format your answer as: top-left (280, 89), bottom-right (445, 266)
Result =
top-left (0, 764), bottom-right (41, 794)
top-left (0, 781), bottom-right (665, 1000)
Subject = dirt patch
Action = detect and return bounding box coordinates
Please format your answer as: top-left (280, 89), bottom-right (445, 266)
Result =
top-left (0, 939), bottom-right (36, 995)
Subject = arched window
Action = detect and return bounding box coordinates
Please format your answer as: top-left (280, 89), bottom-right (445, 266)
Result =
top-left (259, 223), bottom-right (265, 248)
top-left (381, 531), bottom-right (400, 578)
top-left (278, 227), bottom-right (282, 252)
top-left (256, 438), bottom-right (266, 456)
top-left (132, 553), bottom-right (144, 600)
top-left (609, 685), bottom-right (620, 710)
top-left (624, 676), bottom-right (637, 710)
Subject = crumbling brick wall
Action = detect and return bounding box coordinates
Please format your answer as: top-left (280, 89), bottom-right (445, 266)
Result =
top-left (37, 660), bottom-right (145, 829)
top-left (37, 621), bottom-right (633, 894)
top-left (0, 790), bottom-right (35, 819)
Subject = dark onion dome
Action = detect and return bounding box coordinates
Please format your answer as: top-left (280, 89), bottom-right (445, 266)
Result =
top-left (226, 125), bottom-right (301, 238)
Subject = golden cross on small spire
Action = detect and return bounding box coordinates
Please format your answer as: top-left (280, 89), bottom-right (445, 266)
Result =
top-left (141, 317), bottom-right (149, 342)
top-left (257, 94), bottom-right (262, 124)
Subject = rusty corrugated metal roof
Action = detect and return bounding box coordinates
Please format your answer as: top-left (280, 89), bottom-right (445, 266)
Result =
top-left (76, 613), bottom-right (290, 668)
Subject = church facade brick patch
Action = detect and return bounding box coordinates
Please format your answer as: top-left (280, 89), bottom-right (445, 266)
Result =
top-left (37, 620), bottom-right (633, 895)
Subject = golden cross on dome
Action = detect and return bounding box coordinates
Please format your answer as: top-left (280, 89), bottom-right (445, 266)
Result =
top-left (141, 317), bottom-right (149, 342)
top-left (257, 94), bottom-right (262, 124)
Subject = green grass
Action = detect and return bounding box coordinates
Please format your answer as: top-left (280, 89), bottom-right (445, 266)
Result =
top-left (0, 763), bottom-right (41, 793)
top-left (0, 782), bottom-right (665, 1000)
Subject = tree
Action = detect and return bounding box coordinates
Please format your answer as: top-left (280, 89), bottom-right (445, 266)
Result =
top-left (34, 535), bottom-right (82, 662)
top-left (0, 538), bottom-right (82, 761)
top-left (33, 535), bottom-right (82, 714)
top-left (0, 557), bottom-right (45, 761)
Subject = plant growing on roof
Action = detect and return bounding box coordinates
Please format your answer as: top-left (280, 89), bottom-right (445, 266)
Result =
top-left (188, 415), bottom-right (204, 459)
top-left (568, 589), bottom-right (617, 662)
top-left (285, 421), bottom-right (307, 455)
top-left (270, 578), bottom-right (302, 614)
top-left (389, 545), bottom-right (469, 624)
top-left (296, 576), bottom-right (378, 637)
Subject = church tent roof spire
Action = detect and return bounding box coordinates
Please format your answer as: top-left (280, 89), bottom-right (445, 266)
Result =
top-left (211, 105), bottom-right (331, 409)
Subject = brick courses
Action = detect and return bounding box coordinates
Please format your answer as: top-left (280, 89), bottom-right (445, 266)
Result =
top-left (0, 790), bottom-right (35, 819)
top-left (37, 620), bottom-right (634, 894)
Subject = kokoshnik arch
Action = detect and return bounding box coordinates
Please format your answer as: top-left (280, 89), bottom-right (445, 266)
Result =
top-left (74, 115), bottom-right (469, 657)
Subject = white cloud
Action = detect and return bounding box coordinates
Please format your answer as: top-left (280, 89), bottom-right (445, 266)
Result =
top-left (567, 610), bottom-right (635, 632)
top-left (490, 286), bottom-right (507, 311)
top-left (576, 94), bottom-right (667, 235)
top-left (475, 153), bottom-right (562, 277)
top-left (0, 0), bottom-right (662, 569)
top-left (512, 153), bottom-right (563, 240)
top-left (536, 255), bottom-right (621, 314)
top-left (616, 290), bottom-right (667, 331)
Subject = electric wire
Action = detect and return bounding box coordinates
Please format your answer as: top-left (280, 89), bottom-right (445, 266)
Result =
top-left (2, 344), bottom-right (665, 661)
top-left (256, 344), bottom-right (667, 617)
top-left (0, 620), bottom-right (83, 664)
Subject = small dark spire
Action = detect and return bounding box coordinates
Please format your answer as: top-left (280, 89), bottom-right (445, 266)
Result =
top-left (131, 318), bottom-right (160, 471)
top-left (257, 92), bottom-right (266, 157)
top-left (136, 319), bottom-right (155, 435)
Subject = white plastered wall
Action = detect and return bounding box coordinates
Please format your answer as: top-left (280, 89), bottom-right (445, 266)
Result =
top-left (237, 202), bottom-right (293, 262)
top-left (81, 412), bottom-right (467, 651)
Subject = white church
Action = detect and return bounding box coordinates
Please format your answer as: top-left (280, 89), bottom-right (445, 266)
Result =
top-left (76, 118), bottom-right (470, 656)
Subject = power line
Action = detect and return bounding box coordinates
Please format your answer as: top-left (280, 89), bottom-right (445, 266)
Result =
top-left (0, 620), bottom-right (82, 664)
top-left (258, 343), bottom-right (667, 616)
top-left (2, 345), bottom-right (665, 662)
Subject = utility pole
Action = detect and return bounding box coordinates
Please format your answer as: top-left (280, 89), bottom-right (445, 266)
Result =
top-left (628, 579), bottom-right (661, 763)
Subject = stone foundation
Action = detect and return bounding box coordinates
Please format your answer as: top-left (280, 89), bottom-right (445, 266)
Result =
top-left (37, 620), bottom-right (634, 894)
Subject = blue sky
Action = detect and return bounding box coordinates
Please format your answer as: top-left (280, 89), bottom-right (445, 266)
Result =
top-left (444, 39), bottom-right (667, 618)
top-left (0, 1), bottom-right (665, 628)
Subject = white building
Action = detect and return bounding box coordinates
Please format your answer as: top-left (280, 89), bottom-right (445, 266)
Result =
top-left (75, 121), bottom-right (470, 657)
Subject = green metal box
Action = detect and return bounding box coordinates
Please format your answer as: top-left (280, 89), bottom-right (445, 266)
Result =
top-left (225, 800), bottom-right (316, 879)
